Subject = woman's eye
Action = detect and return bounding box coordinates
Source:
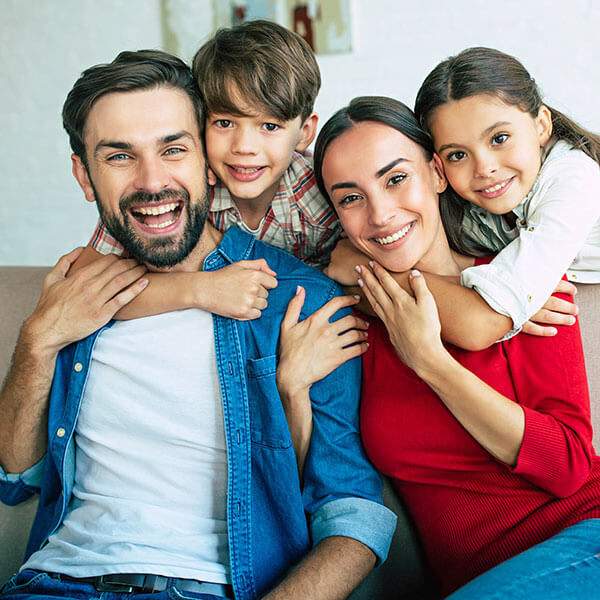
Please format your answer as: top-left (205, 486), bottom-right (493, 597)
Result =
top-left (215, 119), bottom-right (233, 128)
top-left (491, 133), bottom-right (509, 146)
top-left (338, 193), bottom-right (361, 206)
top-left (446, 150), bottom-right (466, 163)
top-left (387, 174), bottom-right (406, 186)
top-left (262, 122), bottom-right (280, 132)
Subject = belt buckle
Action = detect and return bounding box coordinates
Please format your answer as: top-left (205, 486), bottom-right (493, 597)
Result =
top-left (95, 575), bottom-right (135, 593)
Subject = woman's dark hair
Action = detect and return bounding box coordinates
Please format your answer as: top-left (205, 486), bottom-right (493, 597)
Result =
top-left (63, 49), bottom-right (203, 167)
top-left (414, 47), bottom-right (600, 256)
top-left (314, 96), bottom-right (435, 201)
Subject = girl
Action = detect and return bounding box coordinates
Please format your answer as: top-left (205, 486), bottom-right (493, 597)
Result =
top-left (414, 46), bottom-right (600, 336)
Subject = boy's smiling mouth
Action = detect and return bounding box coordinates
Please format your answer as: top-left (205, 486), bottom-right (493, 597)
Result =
top-left (226, 164), bottom-right (267, 181)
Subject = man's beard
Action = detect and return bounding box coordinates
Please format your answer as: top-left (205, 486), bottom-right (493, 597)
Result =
top-left (95, 187), bottom-right (209, 269)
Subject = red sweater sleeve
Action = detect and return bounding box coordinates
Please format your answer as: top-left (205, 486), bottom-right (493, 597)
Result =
top-left (506, 287), bottom-right (594, 497)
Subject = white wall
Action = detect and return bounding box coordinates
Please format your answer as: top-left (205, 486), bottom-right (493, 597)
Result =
top-left (2, 0), bottom-right (598, 265)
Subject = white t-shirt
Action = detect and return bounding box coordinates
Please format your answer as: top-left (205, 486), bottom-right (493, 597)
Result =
top-left (461, 141), bottom-right (600, 329)
top-left (24, 310), bottom-right (230, 583)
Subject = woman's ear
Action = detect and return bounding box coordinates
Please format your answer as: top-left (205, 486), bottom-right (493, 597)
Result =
top-left (432, 153), bottom-right (448, 194)
top-left (536, 105), bottom-right (553, 146)
top-left (71, 155), bottom-right (97, 204)
top-left (295, 112), bottom-right (319, 152)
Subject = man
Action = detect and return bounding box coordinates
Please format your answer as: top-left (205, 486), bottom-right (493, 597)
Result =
top-left (0, 50), bottom-right (395, 600)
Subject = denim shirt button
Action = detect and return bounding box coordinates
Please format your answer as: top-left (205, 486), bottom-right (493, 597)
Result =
top-left (228, 362), bottom-right (233, 375)
top-left (235, 502), bottom-right (241, 516)
top-left (73, 362), bottom-right (83, 373)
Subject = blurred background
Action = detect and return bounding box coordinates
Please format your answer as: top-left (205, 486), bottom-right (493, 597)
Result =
top-left (1, 0), bottom-right (598, 265)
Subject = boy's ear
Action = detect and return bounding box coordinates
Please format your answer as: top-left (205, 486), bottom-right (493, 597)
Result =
top-left (536, 105), bottom-right (553, 146)
top-left (207, 166), bottom-right (217, 186)
top-left (432, 153), bottom-right (448, 194)
top-left (295, 112), bottom-right (319, 152)
top-left (71, 154), bottom-right (96, 204)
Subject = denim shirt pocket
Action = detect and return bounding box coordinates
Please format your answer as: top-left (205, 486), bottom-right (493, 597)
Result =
top-left (246, 355), bottom-right (293, 450)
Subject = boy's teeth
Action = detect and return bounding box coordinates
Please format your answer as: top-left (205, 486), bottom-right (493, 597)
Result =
top-left (233, 166), bottom-right (261, 173)
top-left (374, 223), bottom-right (413, 245)
top-left (133, 202), bottom-right (178, 216)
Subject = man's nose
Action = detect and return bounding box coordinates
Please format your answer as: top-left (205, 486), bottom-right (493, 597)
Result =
top-left (133, 157), bottom-right (171, 193)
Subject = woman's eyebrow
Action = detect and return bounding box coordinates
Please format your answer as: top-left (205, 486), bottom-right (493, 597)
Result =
top-left (375, 158), bottom-right (408, 178)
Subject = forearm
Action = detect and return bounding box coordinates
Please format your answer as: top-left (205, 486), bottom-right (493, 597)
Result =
top-left (417, 352), bottom-right (525, 466)
top-left (0, 322), bottom-right (55, 473)
top-left (262, 536), bottom-right (375, 600)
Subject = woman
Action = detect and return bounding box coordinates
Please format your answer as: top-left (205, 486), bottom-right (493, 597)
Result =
top-left (279, 96), bottom-right (600, 599)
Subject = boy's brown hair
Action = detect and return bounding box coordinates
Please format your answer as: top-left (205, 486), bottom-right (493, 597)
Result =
top-left (192, 19), bottom-right (320, 122)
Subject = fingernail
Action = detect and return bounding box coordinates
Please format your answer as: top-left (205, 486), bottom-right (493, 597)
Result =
top-left (411, 269), bottom-right (421, 277)
top-left (369, 261), bottom-right (374, 268)
top-left (357, 279), bottom-right (364, 288)
top-left (355, 265), bottom-right (361, 273)
top-left (296, 285), bottom-right (302, 295)
top-left (569, 315), bottom-right (576, 325)
top-left (365, 321), bottom-right (370, 327)
top-left (353, 295), bottom-right (361, 300)
top-left (139, 279), bottom-right (149, 288)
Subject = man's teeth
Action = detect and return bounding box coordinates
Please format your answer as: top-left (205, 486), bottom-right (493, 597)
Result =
top-left (482, 180), bottom-right (509, 193)
top-left (146, 218), bottom-right (177, 229)
top-left (374, 223), bottom-right (413, 245)
top-left (133, 202), bottom-right (179, 216)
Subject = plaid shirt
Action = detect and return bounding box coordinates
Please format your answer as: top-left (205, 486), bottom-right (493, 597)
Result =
top-left (89, 152), bottom-right (341, 270)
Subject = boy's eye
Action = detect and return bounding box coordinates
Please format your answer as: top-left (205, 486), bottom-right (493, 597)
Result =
top-left (262, 122), bottom-right (280, 132)
top-left (446, 150), bottom-right (466, 163)
top-left (491, 133), bottom-right (509, 146)
top-left (215, 119), bottom-right (233, 128)
top-left (387, 174), bottom-right (406, 186)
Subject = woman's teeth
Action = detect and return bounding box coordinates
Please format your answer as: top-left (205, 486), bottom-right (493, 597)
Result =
top-left (374, 223), bottom-right (413, 245)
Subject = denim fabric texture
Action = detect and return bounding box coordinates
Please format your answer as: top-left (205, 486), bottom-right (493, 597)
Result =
top-left (0, 570), bottom-right (227, 600)
top-left (0, 227), bottom-right (396, 600)
top-left (447, 519), bottom-right (600, 599)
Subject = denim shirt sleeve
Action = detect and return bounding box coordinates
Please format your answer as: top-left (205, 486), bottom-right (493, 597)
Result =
top-left (0, 457), bottom-right (45, 505)
top-left (300, 282), bottom-right (397, 563)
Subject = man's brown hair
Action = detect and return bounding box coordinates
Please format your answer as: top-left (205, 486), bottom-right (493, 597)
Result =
top-left (192, 20), bottom-right (320, 122)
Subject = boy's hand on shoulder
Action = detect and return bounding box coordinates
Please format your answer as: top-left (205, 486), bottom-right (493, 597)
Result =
top-left (204, 259), bottom-right (277, 320)
top-left (324, 239), bottom-right (370, 285)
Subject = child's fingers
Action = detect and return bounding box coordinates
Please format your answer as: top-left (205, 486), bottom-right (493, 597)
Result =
top-left (554, 279), bottom-right (577, 296)
top-left (544, 295), bottom-right (578, 316)
top-left (530, 308), bottom-right (576, 327)
top-left (282, 285), bottom-right (305, 329)
top-left (239, 258), bottom-right (276, 276)
top-left (522, 320), bottom-right (558, 337)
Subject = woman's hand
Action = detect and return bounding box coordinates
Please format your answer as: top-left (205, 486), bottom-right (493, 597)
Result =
top-left (277, 287), bottom-right (369, 397)
top-left (357, 262), bottom-right (448, 375)
top-left (276, 287), bottom-right (368, 477)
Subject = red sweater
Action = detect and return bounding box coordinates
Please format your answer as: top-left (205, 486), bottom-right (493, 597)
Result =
top-left (360, 283), bottom-right (600, 597)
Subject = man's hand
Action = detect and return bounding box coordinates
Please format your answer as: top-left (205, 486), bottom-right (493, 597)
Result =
top-left (522, 280), bottom-right (578, 337)
top-left (203, 259), bottom-right (278, 320)
top-left (24, 248), bottom-right (148, 355)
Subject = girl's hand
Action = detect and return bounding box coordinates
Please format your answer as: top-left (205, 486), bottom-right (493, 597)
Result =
top-left (324, 239), bottom-right (371, 285)
top-left (522, 279), bottom-right (578, 337)
top-left (276, 287), bottom-right (369, 397)
top-left (357, 262), bottom-right (448, 375)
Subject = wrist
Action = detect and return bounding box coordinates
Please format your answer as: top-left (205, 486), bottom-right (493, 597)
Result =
top-left (20, 315), bottom-right (65, 360)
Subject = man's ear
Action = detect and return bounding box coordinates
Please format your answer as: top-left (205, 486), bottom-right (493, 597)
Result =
top-left (432, 153), bottom-right (448, 194)
top-left (536, 105), bottom-right (553, 147)
top-left (71, 155), bottom-right (96, 203)
top-left (295, 112), bottom-right (318, 152)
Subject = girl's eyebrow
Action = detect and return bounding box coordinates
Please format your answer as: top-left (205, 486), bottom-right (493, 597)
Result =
top-left (437, 121), bottom-right (512, 153)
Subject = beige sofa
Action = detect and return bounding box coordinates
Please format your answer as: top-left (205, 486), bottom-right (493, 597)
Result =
top-left (1, 266), bottom-right (599, 598)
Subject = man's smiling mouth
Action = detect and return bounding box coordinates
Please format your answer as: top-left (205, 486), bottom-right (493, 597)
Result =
top-left (130, 202), bottom-right (182, 229)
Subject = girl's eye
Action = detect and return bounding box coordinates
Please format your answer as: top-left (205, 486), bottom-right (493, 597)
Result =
top-left (446, 150), bottom-right (466, 163)
top-left (491, 133), bottom-right (509, 146)
top-left (387, 174), bottom-right (406, 186)
top-left (338, 193), bottom-right (361, 207)
top-left (215, 119), bottom-right (233, 128)
top-left (262, 122), bottom-right (280, 132)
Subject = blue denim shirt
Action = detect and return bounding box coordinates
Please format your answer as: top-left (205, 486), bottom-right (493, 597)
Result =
top-left (0, 227), bottom-right (396, 599)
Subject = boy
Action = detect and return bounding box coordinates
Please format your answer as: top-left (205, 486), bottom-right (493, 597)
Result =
top-left (79, 20), bottom-right (341, 320)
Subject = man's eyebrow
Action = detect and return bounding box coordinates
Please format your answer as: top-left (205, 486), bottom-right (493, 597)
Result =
top-left (437, 121), bottom-right (511, 153)
top-left (162, 131), bottom-right (195, 144)
top-left (94, 140), bottom-right (132, 158)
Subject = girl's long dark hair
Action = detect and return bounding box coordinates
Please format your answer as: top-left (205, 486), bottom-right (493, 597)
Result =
top-left (414, 47), bottom-right (600, 256)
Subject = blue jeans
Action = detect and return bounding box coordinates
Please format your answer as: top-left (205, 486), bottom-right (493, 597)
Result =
top-left (446, 519), bottom-right (600, 599)
top-left (0, 571), bottom-right (228, 600)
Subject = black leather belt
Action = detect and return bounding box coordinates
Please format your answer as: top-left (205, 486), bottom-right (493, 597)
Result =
top-left (48, 572), bottom-right (233, 597)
